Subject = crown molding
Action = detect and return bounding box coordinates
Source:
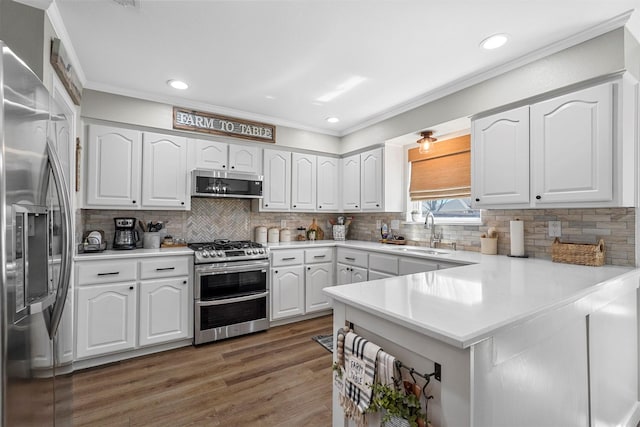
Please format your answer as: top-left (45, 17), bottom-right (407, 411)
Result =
top-left (340, 10), bottom-right (633, 136)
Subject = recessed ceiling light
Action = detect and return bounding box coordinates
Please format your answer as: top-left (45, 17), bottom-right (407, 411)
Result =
top-left (167, 79), bottom-right (189, 90)
top-left (326, 117), bottom-right (340, 124)
top-left (480, 33), bottom-right (509, 50)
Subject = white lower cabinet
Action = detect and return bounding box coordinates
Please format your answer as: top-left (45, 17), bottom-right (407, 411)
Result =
top-left (139, 278), bottom-right (190, 346)
top-left (76, 282), bottom-right (137, 359)
top-left (398, 257), bottom-right (439, 275)
top-left (271, 266), bottom-right (305, 320)
top-left (337, 264), bottom-right (368, 285)
top-left (75, 254), bottom-right (192, 362)
top-left (305, 263), bottom-right (334, 313)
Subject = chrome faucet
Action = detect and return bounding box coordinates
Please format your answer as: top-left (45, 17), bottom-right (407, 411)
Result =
top-left (424, 210), bottom-right (441, 248)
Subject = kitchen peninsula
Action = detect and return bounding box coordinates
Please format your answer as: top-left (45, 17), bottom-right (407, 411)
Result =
top-left (325, 255), bottom-right (640, 426)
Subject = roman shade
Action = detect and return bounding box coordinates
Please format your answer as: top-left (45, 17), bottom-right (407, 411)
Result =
top-left (408, 134), bottom-right (471, 201)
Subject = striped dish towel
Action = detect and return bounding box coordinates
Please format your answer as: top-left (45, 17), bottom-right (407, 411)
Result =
top-left (339, 332), bottom-right (381, 425)
top-left (376, 350), bottom-right (396, 387)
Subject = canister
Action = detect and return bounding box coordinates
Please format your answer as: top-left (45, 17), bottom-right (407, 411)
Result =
top-left (268, 227), bottom-right (280, 243)
top-left (255, 226), bottom-right (267, 244)
top-left (279, 228), bottom-right (291, 242)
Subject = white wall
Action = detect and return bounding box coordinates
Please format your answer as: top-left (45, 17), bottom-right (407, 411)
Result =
top-left (80, 89), bottom-right (342, 155)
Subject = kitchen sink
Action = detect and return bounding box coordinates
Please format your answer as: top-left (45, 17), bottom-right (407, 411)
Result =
top-left (394, 247), bottom-right (450, 255)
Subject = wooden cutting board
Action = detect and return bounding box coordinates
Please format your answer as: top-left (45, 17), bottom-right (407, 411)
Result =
top-left (379, 239), bottom-right (406, 245)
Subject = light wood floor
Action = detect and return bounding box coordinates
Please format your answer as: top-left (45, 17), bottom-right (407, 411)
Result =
top-left (71, 315), bottom-right (334, 426)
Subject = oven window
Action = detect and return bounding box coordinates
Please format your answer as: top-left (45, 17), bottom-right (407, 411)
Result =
top-left (200, 296), bottom-right (267, 330)
top-left (199, 270), bottom-right (266, 300)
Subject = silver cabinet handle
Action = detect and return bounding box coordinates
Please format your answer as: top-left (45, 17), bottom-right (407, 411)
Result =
top-left (345, 257), bottom-right (356, 261)
top-left (156, 267), bottom-right (176, 271)
top-left (282, 257), bottom-right (297, 261)
top-left (314, 255), bottom-right (326, 258)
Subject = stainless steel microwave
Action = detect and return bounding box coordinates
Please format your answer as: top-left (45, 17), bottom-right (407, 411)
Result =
top-left (191, 169), bottom-right (263, 199)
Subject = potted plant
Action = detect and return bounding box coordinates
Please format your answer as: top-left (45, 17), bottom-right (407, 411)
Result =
top-left (368, 382), bottom-right (427, 427)
top-left (410, 210), bottom-right (422, 222)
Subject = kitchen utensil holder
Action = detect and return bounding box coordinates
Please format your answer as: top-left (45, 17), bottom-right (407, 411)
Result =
top-left (333, 225), bottom-right (345, 241)
top-left (551, 237), bottom-right (605, 266)
top-left (480, 237), bottom-right (497, 255)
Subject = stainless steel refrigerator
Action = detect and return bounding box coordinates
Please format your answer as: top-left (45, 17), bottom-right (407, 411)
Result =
top-left (1, 42), bottom-right (74, 425)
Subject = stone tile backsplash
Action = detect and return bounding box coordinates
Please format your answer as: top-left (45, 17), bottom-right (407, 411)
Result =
top-left (80, 203), bottom-right (635, 266)
top-left (348, 208), bottom-right (635, 266)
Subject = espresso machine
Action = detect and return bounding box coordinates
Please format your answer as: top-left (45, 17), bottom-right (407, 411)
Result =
top-left (113, 217), bottom-right (139, 249)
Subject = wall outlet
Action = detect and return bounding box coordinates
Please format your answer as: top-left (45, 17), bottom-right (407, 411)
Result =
top-left (376, 220), bottom-right (382, 229)
top-left (548, 221), bottom-right (561, 237)
top-left (281, 219), bottom-right (286, 229)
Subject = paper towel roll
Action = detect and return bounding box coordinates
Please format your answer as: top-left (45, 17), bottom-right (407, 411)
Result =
top-left (510, 220), bottom-right (525, 256)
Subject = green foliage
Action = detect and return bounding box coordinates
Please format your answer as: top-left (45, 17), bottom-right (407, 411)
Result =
top-left (332, 361), bottom-right (343, 379)
top-left (368, 382), bottom-right (426, 427)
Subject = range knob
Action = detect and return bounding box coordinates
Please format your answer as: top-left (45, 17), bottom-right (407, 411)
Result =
top-left (217, 250), bottom-right (224, 257)
top-left (258, 248), bottom-right (265, 254)
top-left (201, 250), bottom-right (210, 258)
top-left (251, 249), bottom-right (258, 254)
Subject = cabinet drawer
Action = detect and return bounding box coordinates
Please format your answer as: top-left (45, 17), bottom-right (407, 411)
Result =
top-left (369, 253), bottom-right (398, 274)
top-left (77, 260), bottom-right (137, 285)
top-left (304, 247), bottom-right (334, 264)
top-left (336, 248), bottom-right (368, 268)
top-left (139, 256), bottom-right (190, 279)
top-left (271, 250), bottom-right (304, 267)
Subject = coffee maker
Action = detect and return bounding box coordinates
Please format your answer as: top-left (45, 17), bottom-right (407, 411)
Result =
top-left (113, 217), bottom-right (139, 250)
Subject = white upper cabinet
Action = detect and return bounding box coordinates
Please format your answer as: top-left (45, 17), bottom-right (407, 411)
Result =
top-left (86, 124), bottom-right (142, 208)
top-left (472, 77), bottom-right (637, 209)
top-left (192, 139), bottom-right (227, 170)
top-left (361, 148), bottom-right (383, 210)
top-left (316, 156), bottom-right (340, 211)
top-left (341, 146), bottom-right (402, 212)
top-left (291, 153), bottom-right (316, 211)
top-left (472, 105), bottom-right (530, 207)
top-left (142, 132), bottom-right (189, 209)
top-left (341, 154), bottom-right (361, 210)
top-left (190, 139), bottom-right (261, 174)
top-left (229, 144), bottom-right (261, 173)
top-left (262, 149), bottom-right (291, 211)
top-left (531, 83), bottom-right (613, 205)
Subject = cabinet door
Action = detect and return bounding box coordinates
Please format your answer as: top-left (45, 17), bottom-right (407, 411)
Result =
top-left (361, 148), bottom-right (383, 210)
top-left (192, 139), bottom-right (228, 170)
top-left (262, 149), bottom-right (291, 211)
top-left (531, 82), bottom-right (613, 204)
top-left (341, 154), bottom-right (361, 210)
top-left (368, 270), bottom-right (395, 280)
top-left (336, 263), bottom-right (352, 285)
top-left (229, 144), bottom-right (260, 173)
top-left (76, 283), bottom-right (137, 359)
top-left (472, 106), bottom-right (530, 207)
top-left (350, 266), bottom-right (368, 283)
top-left (142, 132), bottom-right (189, 209)
top-left (271, 266), bottom-right (304, 320)
top-left (305, 263), bottom-right (335, 313)
top-left (317, 156), bottom-right (340, 211)
top-left (139, 278), bottom-right (190, 346)
top-left (86, 125), bottom-right (142, 208)
top-left (291, 153), bottom-right (317, 211)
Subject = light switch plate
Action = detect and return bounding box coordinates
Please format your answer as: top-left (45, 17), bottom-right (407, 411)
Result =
top-left (548, 221), bottom-right (561, 237)
top-left (390, 220), bottom-right (400, 230)
top-left (281, 220), bottom-right (286, 228)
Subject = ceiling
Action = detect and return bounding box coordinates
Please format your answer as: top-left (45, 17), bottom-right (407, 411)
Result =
top-left (53, 0), bottom-right (640, 137)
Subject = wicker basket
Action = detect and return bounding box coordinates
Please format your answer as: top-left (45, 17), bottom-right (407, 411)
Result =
top-left (551, 238), bottom-right (605, 267)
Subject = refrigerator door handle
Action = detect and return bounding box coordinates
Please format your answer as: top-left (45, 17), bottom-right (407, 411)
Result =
top-left (46, 138), bottom-right (73, 339)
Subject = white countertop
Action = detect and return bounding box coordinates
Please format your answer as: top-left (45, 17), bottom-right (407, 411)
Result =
top-left (75, 246), bottom-right (193, 261)
top-left (324, 251), bottom-right (634, 349)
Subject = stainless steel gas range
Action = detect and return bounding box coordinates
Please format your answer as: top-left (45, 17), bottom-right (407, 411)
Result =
top-left (189, 240), bottom-right (270, 345)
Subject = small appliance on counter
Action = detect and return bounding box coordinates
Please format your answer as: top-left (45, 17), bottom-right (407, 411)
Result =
top-left (78, 230), bottom-right (107, 253)
top-left (113, 217), bottom-right (139, 250)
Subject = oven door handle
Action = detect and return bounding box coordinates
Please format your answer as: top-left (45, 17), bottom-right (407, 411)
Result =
top-left (195, 263), bottom-right (269, 275)
top-left (197, 291), bottom-right (269, 306)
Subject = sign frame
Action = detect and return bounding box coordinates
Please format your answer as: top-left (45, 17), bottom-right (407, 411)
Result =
top-left (173, 107), bottom-right (276, 143)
